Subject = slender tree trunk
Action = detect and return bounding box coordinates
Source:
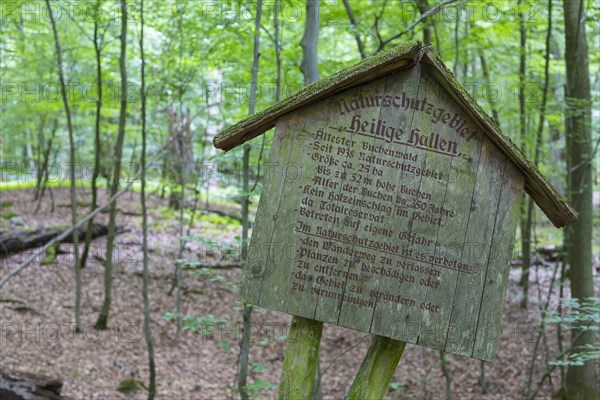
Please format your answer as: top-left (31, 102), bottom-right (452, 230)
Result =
top-left (440, 351), bottom-right (452, 400)
top-left (239, 146), bottom-right (252, 400)
top-left (479, 361), bottom-right (487, 394)
top-left (34, 119), bottom-right (58, 214)
top-left (274, 0), bottom-right (282, 103)
top-left (34, 116), bottom-right (47, 201)
top-left (238, 2), bottom-right (263, 398)
top-left (518, 0), bottom-right (531, 309)
top-left (415, 0), bottom-right (432, 45)
top-left (45, 0), bottom-right (82, 333)
top-left (173, 0), bottom-right (188, 342)
top-left (139, 1), bottom-right (156, 397)
top-left (522, 0), bottom-right (554, 313)
top-left (299, 0), bottom-right (319, 84)
top-left (478, 51), bottom-right (501, 127)
top-left (96, 0), bottom-right (128, 330)
top-left (562, 0), bottom-right (597, 398)
top-left (557, 249), bottom-right (567, 398)
top-left (81, 0), bottom-right (103, 270)
top-left (452, 8), bottom-right (460, 75)
top-left (342, 0), bottom-right (365, 59)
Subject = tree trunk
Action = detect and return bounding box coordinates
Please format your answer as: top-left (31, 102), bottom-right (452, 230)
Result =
top-left (0, 369), bottom-right (64, 400)
top-left (415, 0), bottom-right (432, 45)
top-left (139, 1), bottom-right (156, 396)
top-left (299, 0), bottom-right (319, 85)
top-left (96, 0), bottom-right (128, 330)
top-left (34, 119), bottom-right (58, 214)
top-left (173, 0), bottom-right (189, 342)
top-left (342, 0), bottom-right (366, 59)
top-left (0, 224), bottom-right (114, 256)
top-left (517, 0), bottom-right (531, 309)
top-left (45, 0), bottom-right (82, 332)
top-left (238, 2), bottom-right (264, 397)
top-left (478, 51), bottom-right (500, 127)
top-left (562, 0), bottom-right (597, 398)
top-left (81, 0), bottom-right (103, 270)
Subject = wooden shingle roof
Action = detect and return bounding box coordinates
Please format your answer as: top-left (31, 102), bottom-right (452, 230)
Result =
top-left (214, 40), bottom-right (577, 227)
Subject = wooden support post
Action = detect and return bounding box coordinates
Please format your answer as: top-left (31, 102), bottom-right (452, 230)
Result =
top-left (346, 336), bottom-right (407, 400)
top-left (279, 316), bottom-right (323, 400)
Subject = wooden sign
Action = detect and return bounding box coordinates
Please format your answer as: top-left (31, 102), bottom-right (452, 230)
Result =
top-left (214, 42), bottom-right (576, 363)
top-left (239, 66), bottom-right (521, 361)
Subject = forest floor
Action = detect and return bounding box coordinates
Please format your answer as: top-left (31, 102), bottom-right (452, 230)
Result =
top-left (1, 187), bottom-right (598, 400)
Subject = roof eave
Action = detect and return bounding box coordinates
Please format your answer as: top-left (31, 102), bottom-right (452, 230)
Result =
top-left (420, 52), bottom-right (577, 228)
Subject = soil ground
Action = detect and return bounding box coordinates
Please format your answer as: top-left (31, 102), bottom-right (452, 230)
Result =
top-left (1, 188), bottom-right (598, 399)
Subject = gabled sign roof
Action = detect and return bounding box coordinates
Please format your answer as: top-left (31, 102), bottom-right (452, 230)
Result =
top-left (214, 40), bottom-right (577, 228)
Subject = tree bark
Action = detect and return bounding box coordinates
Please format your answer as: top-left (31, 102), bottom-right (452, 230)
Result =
top-left (238, 2), bottom-right (263, 397)
top-left (0, 224), bottom-right (114, 256)
top-left (415, 0), bottom-right (432, 45)
top-left (342, 0), bottom-right (366, 59)
top-left (96, 0), bottom-right (128, 330)
top-left (562, 0), bottom-right (597, 398)
top-left (0, 369), bottom-right (64, 400)
top-left (139, 1), bottom-right (156, 397)
top-left (81, 0), bottom-right (103, 270)
top-left (33, 119), bottom-right (58, 214)
top-left (45, 0), bottom-right (82, 332)
top-left (174, 0), bottom-right (187, 342)
top-left (299, 0), bottom-right (319, 84)
top-left (517, 0), bottom-right (531, 309)
top-left (477, 51), bottom-right (500, 127)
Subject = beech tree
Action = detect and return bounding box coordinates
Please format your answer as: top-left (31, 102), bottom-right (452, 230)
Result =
top-left (96, 0), bottom-right (128, 330)
top-left (562, 0), bottom-right (597, 398)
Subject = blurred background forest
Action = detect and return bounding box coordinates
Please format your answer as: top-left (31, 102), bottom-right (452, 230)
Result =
top-left (0, 0), bottom-right (598, 399)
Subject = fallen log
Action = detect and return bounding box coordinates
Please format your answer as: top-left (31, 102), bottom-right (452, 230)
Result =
top-left (0, 369), bottom-right (65, 400)
top-left (0, 223), bottom-right (121, 256)
top-left (201, 207), bottom-right (242, 222)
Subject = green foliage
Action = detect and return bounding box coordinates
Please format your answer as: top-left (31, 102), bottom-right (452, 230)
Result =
top-left (250, 361), bottom-right (269, 374)
top-left (218, 339), bottom-right (232, 352)
top-left (235, 367), bottom-right (278, 399)
top-left (544, 297), bottom-right (600, 366)
top-left (1, 211), bottom-right (19, 219)
top-left (387, 380), bottom-right (406, 398)
top-left (41, 245), bottom-right (58, 266)
top-left (198, 213), bottom-right (240, 227)
top-left (244, 378), bottom-right (278, 397)
top-left (117, 378), bottom-right (147, 394)
top-left (162, 312), bottom-right (225, 335)
top-left (2, 0), bottom-right (597, 217)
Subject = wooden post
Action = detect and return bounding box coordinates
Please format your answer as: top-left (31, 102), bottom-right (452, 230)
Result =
top-left (279, 316), bottom-right (323, 400)
top-left (346, 336), bottom-right (407, 400)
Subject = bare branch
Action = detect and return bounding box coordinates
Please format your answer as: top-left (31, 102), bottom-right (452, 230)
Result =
top-left (376, 0), bottom-right (461, 53)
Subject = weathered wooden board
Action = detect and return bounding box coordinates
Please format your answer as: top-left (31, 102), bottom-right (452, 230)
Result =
top-left (240, 64), bottom-right (524, 361)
